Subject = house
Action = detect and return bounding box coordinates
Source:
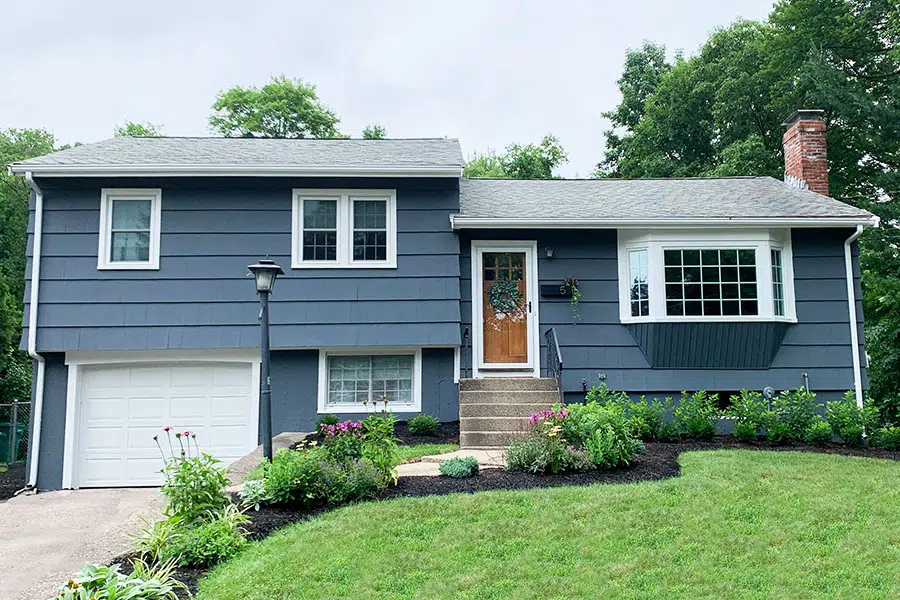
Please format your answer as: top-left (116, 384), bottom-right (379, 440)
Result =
top-left (8, 109), bottom-right (877, 490)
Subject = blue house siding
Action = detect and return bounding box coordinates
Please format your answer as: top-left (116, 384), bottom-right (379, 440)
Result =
top-left (460, 228), bottom-right (865, 397)
top-left (23, 177), bottom-right (461, 352)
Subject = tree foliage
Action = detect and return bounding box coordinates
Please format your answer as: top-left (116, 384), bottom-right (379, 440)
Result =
top-left (598, 0), bottom-right (900, 402)
top-left (464, 135), bottom-right (568, 179)
top-left (362, 124), bottom-right (385, 139)
top-left (114, 121), bottom-right (163, 137)
top-left (209, 76), bottom-right (342, 138)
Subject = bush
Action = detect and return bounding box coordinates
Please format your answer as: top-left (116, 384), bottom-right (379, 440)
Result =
top-left (506, 436), bottom-right (588, 474)
top-left (673, 391), bottom-right (719, 439)
top-left (727, 390), bottom-right (769, 442)
top-left (440, 456), bottom-right (480, 478)
top-left (826, 391), bottom-right (879, 447)
top-left (52, 560), bottom-right (187, 600)
top-left (361, 414), bottom-right (401, 488)
top-left (316, 413), bottom-right (339, 429)
top-left (804, 420), bottom-right (833, 446)
top-left (584, 412), bottom-right (644, 469)
top-left (264, 448), bottom-right (327, 507)
top-left (658, 419), bottom-right (681, 442)
top-left (769, 387), bottom-right (818, 443)
top-left (155, 430), bottom-right (230, 523)
top-left (319, 458), bottom-right (378, 503)
top-left (871, 426), bottom-right (900, 449)
top-left (320, 420), bottom-right (364, 463)
top-left (407, 414), bottom-right (441, 436)
top-left (580, 386), bottom-right (670, 441)
top-left (160, 505), bottom-right (249, 567)
top-left (238, 479), bottom-right (271, 511)
top-left (627, 396), bottom-right (667, 440)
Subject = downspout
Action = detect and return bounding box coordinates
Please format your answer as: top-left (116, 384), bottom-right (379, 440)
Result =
top-left (844, 224), bottom-right (864, 409)
top-left (24, 172), bottom-right (45, 490)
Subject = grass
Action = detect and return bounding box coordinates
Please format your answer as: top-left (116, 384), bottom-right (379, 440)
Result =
top-left (397, 443), bottom-right (459, 463)
top-left (202, 450), bottom-right (900, 599)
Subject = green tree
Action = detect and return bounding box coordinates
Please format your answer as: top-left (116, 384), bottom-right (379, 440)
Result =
top-left (597, 0), bottom-right (900, 402)
top-left (465, 135), bottom-right (568, 179)
top-left (362, 124), bottom-right (385, 139)
top-left (114, 121), bottom-right (163, 137)
top-left (209, 75), bottom-right (341, 138)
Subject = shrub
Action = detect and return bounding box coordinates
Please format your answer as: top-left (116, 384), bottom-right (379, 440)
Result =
top-left (826, 391), bottom-right (879, 447)
top-left (769, 387), bottom-right (818, 443)
top-left (316, 413), bottom-right (339, 429)
top-left (871, 426), bottom-right (900, 449)
top-left (584, 412), bottom-right (644, 469)
top-left (361, 414), bottom-right (401, 488)
top-left (673, 391), bottom-right (719, 439)
top-left (238, 478), bottom-right (271, 511)
top-left (505, 436), bottom-right (588, 474)
top-left (319, 458), bottom-right (378, 503)
top-left (628, 396), bottom-right (667, 440)
top-left (264, 448), bottom-right (327, 507)
top-left (658, 419), bottom-right (681, 442)
top-left (439, 456), bottom-right (480, 478)
top-left (160, 505), bottom-right (249, 567)
top-left (155, 429), bottom-right (230, 523)
top-left (52, 560), bottom-right (187, 600)
top-left (727, 389), bottom-right (769, 442)
top-left (804, 420), bottom-right (833, 446)
top-left (320, 420), bottom-right (364, 462)
top-left (407, 414), bottom-right (441, 436)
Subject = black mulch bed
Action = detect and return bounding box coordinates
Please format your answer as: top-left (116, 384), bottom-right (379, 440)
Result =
top-left (295, 419), bottom-right (460, 449)
top-left (115, 438), bottom-right (900, 598)
top-left (0, 462), bottom-right (26, 502)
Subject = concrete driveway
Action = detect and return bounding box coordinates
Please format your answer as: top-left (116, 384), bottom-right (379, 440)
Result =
top-left (0, 488), bottom-right (162, 600)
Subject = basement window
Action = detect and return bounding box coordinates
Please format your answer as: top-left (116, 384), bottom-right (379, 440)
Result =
top-left (317, 348), bottom-right (421, 413)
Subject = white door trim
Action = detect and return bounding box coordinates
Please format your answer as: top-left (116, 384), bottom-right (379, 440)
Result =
top-left (63, 349), bottom-right (261, 489)
top-left (470, 240), bottom-right (540, 378)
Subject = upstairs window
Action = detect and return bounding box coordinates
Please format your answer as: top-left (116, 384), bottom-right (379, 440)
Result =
top-left (293, 190), bottom-right (396, 268)
top-left (98, 188), bottom-right (161, 270)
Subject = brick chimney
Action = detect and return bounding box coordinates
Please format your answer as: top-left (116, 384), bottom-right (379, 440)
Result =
top-left (782, 109), bottom-right (829, 196)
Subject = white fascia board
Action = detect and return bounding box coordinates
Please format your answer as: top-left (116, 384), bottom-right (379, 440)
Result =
top-left (450, 216), bottom-right (880, 229)
top-left (8, 163), bottom-right (463, 178)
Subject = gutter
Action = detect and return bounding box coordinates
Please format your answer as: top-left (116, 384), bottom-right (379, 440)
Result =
top-left (844, 224), bottom-right (865, 409)
top-left (7, 164), bottom-right (464, 178)
top-left (23, 172), bottom-right (45, 491)
top-left (450, 215), bottom-right (880, 229)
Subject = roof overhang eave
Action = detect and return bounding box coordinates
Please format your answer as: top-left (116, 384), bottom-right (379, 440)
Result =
top-left (7, 163), bottom-right (464, 178)
top-left (450, 215), bottom-right (880, 229)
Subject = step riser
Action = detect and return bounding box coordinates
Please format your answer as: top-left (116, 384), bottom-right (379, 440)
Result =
top-left (461, 417), bottom-right (533, 432)
top-left (459, 390), bottom-right (561, 405)
top-left (460, 431), bottom-right (530, 448)
top-left (460, 403), bottom-right (553, 418)
top-left (459, 377), bottom-right (559, 392)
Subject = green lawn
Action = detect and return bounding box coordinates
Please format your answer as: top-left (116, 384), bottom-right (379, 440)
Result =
top-left (397, 443), bottom-right (458, 463)
top-left (201, 450), bottom-right (900, 599)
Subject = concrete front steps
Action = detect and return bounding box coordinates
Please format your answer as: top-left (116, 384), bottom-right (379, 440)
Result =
top-left (459, 377), bottom-right (559, 448)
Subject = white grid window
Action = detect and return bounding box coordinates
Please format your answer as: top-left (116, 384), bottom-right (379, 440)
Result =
top-left (327, 355), bottom-right (414, 406)
top-left (772, 249), bottom-right (785, 317)
top-left (98, 188), bottom-right (161, 270)
top-left (629, 249), bottom-right (650, 317)
top-left (352, 199), bottom-right (388, 261)
top-left (664, 248), bottom-right (758, 316)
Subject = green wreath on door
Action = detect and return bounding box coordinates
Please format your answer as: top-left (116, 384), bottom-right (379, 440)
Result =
top-left (488, 279), bottom-right (522, 314)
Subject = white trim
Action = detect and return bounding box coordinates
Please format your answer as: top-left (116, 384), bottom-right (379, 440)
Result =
top-left (451, 216), bottom-right (879, 229)
top-left (470, 240), bottom-right (540, 378)
top-left (617, 229), bottom-right (797, 324)
top-left (62, 349), bottom-right (261, 489)
top-left (97, 188), bottom-right (162, 270)
top-left (453, 346), bottom-right (461, 383)
top-left (844, 225), bottom-right (865, 408)
top-left (24, 173), bottom-right (45, 489)
top-left (317, 347), bottom-right (423, 414)
top-left (292, 189), bottom-right (397, 269)
top-left (9, 164), bottom-right (463, 178)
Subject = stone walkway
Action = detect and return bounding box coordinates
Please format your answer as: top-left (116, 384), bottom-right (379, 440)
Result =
top-left (396, 448), bottom-right (506, 476)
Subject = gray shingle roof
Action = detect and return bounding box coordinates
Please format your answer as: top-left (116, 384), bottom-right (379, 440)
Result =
top-left (9, 136), bottom-right (464, 171)
top-left (457, 177), bottom-right (875, 222)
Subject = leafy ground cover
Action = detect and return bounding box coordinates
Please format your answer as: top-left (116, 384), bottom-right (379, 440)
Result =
top-left (195, 444), bottom-right (900, 599)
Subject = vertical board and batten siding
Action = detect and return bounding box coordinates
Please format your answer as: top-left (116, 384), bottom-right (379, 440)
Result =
top-left (460, 228), bottom-right (865, 396)
top-left (22, 177), bottom-right (462, 351)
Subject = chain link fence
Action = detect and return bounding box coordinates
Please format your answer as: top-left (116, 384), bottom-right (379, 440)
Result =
top-left (0, 401), bottom-right (30, 463)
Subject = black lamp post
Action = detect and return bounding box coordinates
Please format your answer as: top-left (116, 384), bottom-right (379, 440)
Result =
top-left (248, 258), bottom-right (284, 461)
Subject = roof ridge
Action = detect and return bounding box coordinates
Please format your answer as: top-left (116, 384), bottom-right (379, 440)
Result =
top-left (464, 176), bottom-right (775, 182)
top-left (117, 136), bottom-right (460, 142)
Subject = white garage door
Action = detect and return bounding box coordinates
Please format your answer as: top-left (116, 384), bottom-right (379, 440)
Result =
top-left (76, 362), bottom-right (256, 488)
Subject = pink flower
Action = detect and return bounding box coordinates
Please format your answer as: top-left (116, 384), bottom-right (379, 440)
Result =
top-left (183, 430), bottom-right (193, 437)
top-left (163, 425), bottom-right (173, 432)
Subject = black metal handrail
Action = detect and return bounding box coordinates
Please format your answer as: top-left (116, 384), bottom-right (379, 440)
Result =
top-left (545, 327), bottom-right (564, 404)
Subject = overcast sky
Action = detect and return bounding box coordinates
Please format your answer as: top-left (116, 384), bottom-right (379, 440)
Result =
top-left (2, 0), bottom-right (775, 176)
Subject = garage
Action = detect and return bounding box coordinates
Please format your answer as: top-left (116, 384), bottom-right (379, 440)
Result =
top-left (73, 361), bottom-right (258, 488)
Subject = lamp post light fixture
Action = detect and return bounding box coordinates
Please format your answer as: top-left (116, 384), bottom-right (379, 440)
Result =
top-left (248, 258), bottom-right (285, 461)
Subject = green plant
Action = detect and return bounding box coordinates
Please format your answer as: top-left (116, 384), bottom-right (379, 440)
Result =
top-left (769, 387), bottom-right (818, 443)
top-left (627, 396), bottom-right (667, 440)
top-left (505, 436), bottom-right (588, 474)
top-left (238, 479), bottom-right (271, 511)
top-left (673, 391), bottom-right (719, 439)
top-left (407, 414), bottom-right (441, 436)
top-left (658, 420), bottom-right (681, 442)
top-left (871, 427), bottom-right (900, 449)
top-left (803, 419), bottom-right (833, 446)
top-left (160, 505), bottom-right (249, 567)
top-left (319, 458), bottom-right (378, 504)
top-left (135, 516), bottom-right (182, 563)
top-left (439, 456), bottom-right (480, 478)
top-left (361, 414), bottom-right (401, 488)
top-left (826, 391), bottom-right (879, 447)
top-left (316, 413), bottom-right (339, 429)
top-left (155, 429), bottom-right (230, 523)
top-left (320, 420), bottom-right (364, 463)
top-left (582, 404), bottom-right (644, 468)
top-left (264, 448), bottom-right (327, 507)
top-left (727, 390), bottom-right (769, 442)
top-left (51, 560), bottom-right (187, 600)
top-left (564, 276), bottom-right (581, 321)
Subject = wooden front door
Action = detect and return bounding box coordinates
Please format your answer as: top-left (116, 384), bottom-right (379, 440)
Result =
top-left (482, 251), bottom-right (529, 364)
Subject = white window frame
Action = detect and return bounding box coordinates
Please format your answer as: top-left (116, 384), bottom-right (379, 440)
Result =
top-left (317, 347), bottom-right (422, 414)
top-left (97, 188), bottom-right (162, 270)
top-left (292, 189), bottom-right (397, 269)
top-left (617, 229), bottom-right (796, 323)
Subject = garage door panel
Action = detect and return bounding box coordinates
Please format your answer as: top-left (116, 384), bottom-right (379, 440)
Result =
top-left (76, 361), bottom-right (255, 488)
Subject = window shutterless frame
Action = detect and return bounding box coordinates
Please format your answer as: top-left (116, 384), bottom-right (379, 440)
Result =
top-left (316, 347), bottom-right (422, 413)
top-left (97, 188), bottom-right (162, 270)
top-left (292, 189), bottom-right (397, 269)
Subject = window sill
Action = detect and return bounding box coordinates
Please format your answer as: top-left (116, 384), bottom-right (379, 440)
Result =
top-left (319, 404), bottom-right (419, 414)
top-left (97, 262), bottom-right (160, 271)
top-left (620, 316), bottom-right (797, 325)
top-left (291, 261), bottom-right (397, 270)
